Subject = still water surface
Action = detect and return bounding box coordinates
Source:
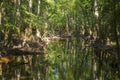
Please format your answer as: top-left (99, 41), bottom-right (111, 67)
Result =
top-left (0, 38), bottom-right (119, 80)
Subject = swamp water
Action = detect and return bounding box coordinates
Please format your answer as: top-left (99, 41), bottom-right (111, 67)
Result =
top-left (0, 38), bottom-right (119, 80)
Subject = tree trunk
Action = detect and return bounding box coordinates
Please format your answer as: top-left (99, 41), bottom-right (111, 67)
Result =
top-left (14, 0), bottom-right (21, 26)
top-left (113, 0), bottom-right (120, 58)
top-left (0, 1), bottom-right (3, 27)
top-left (37, 0), bottom-right (40, 16)
top-left (29, 0), bottom-right (32, 28)
top-left (0, 4), bottom-right (2, 26)
top-left (29, 0), bottom-right (32, 12)
top-left (36, 0), bottom-right (41, 38)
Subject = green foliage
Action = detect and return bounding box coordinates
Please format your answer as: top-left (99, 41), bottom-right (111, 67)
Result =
top-left (4, 23), bottom-right (15, 29)
top-left (0, 0), bottom-right (120, 79)
top-left (46, 0), bottom-right (75, 27)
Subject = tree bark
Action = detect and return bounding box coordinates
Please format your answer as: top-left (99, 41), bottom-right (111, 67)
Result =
top-left (0, 2), bottom-right (3, 27)
top-left (37, 0), bottom-right (40, 16)
top-left (113, 0), bottom-right (120, 58)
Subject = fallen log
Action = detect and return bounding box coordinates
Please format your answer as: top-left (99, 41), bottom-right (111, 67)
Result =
top-left (1, 48), bottom-right (44, 56)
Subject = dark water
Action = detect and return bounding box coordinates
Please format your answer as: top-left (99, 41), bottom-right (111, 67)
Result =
top-left (0, 38), bottom-right (119, 80)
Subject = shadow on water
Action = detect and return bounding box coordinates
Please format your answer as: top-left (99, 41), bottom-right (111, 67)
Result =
top-left (0, 38), bottom-right (119, 80)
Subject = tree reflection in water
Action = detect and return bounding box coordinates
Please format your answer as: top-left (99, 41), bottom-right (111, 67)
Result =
top-left (0, 38), bottom-right (119, 80)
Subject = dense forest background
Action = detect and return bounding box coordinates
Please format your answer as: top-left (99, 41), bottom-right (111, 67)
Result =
top-left (0, 0), bottom-right (120, 80)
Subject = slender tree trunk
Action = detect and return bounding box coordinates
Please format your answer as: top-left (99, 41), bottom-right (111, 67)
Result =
top-left (16, 0), bottom-right (21, 26)
top-left (29, 0), bottom-right (32, 12)
top-left (29, 0), bottom-right (32, 28)
top-left (93, 58), bottom-right (98, 80)
top-left (14, 0), bottom-right (17, 26)
top-left (43, 6), bottom-right (48, 37)
top-left (14, 0), bottom-right (21, 27)
top-left (0, 2), bottom-right (3, 42)
top-left (37, 0), bottom-right (40, 16)
top-left (113, 0), bottom-right (120, 57)
top-left (36, 0), bottom-right (41, 38)
top-left (0, 2), bottom-right (4, 27)
top-left (0, 4), bottom-right (2, 26)
top-left (94, 0), bottom-right (99, 19)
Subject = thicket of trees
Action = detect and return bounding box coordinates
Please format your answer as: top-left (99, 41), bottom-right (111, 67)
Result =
top-left (0, 0), bottom-right (120, 55)
top-left (0, 0), bottom-right (120, 79)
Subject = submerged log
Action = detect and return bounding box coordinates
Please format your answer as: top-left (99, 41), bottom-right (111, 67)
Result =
top-left (1, 48), bottom-right (44, 56)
